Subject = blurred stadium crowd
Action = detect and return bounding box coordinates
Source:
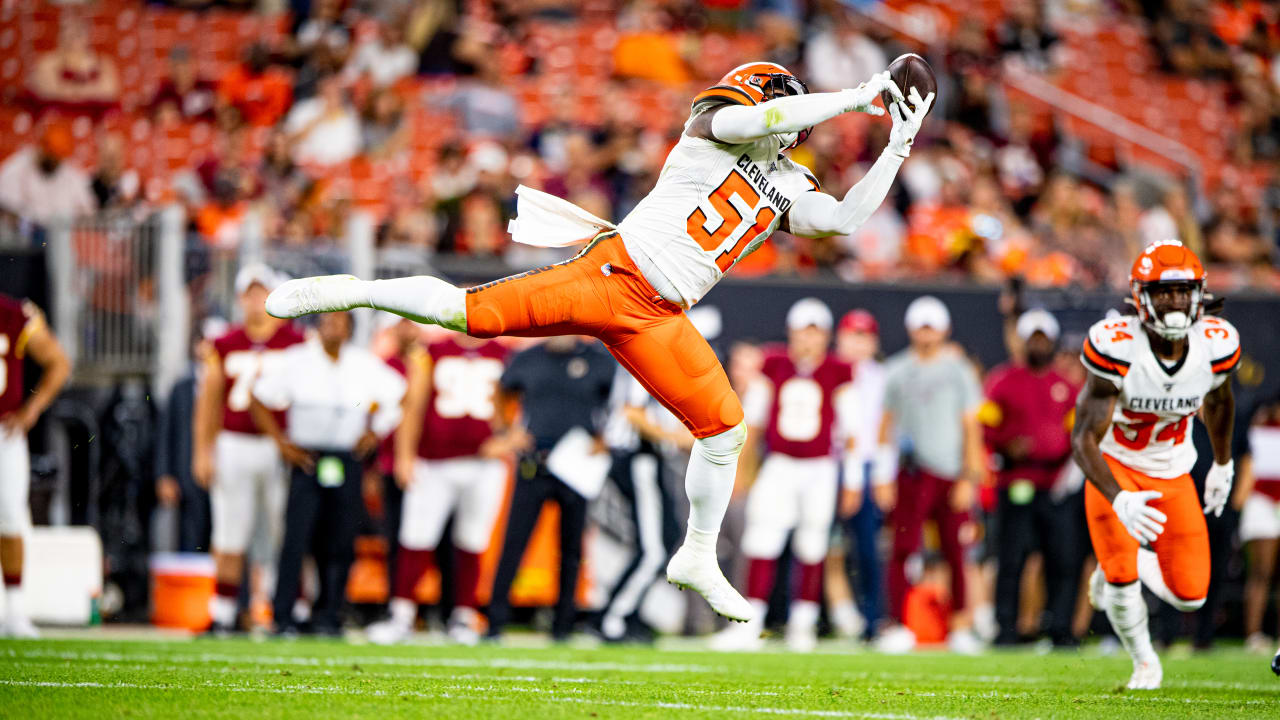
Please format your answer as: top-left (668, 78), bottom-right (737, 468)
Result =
top-left (0, 0), bottom-right (1278, 289)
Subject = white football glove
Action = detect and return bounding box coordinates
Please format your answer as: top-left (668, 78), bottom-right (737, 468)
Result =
top-left (1112, 490), bottom-right (1167, 544)
top-left (1202, 460), bottom-right (1234, 517)
top-left (842, 71), bottom-right (903, 117)
top-left (887, 86), bottom-right (935, 158)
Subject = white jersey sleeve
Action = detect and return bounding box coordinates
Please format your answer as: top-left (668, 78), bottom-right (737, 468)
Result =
top-left (1200, 315), bottom-right (1241, 389)
top-left (1081, 315), bottom-right (1139, 389)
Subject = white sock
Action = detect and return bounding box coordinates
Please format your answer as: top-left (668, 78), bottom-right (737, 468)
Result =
top-left (1104, 580), bottom-right (1157, 664)
top-left (1137, 548), bottom-right (1205, 612)
top-left (366, 277), bottom-right (467, 332)
top-left (5, 586), bottom-right (23, 623)
top-left (831, 599), bottom-right (864, 638)
top-left (209, 594), bottom-right (237, 627)
top-left (787, 599), bottom-right (820, 634)
top-left (388, 597), bottom-right (416, 629)
top-left (684, 423), bottom-right (747, 534)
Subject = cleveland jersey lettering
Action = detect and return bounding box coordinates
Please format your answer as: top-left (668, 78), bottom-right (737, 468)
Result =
top-left (418, 338), bottom-right (508, 460)
top-left (1081, 314), bottom-right (1240, 478)
top-left (616, 114), bottom-right (819, 308)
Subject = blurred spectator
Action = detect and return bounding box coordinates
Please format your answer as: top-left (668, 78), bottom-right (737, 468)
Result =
top-left (216, 45), bottom-right (293, 129)
top-left (1155, 0), bottom-right (1234, 77)
top-left (803, 12), bottom-right (887, 93)
top-left (452, 191), bottom-right (506, 256)
top-left (613, 2), bottom-right (692, 87)
top-left (361, 88), bottom-right (409, 158)
top-left (993, 0), bottom-right (1061, 71)
top-left (90, 132), bottom-right (141, 212)
top-left (406, 0), bottom-right (466, 76)
top-left (833, 309), bottom-right (890, 638)
top-left (250, 311), bottom-right (406, 636)
top-left (147, 47), bottom-right (218, 124)
top-left (344, 18), bottom-right (417, 88)
top-left (28, 15), bottom-right (120, 115)
top-left (980, 309), bottom-right (1083, 647)
top-left (0, 121), bottom-right (96, 227)
top-left (284, 74), bottom-right (362, 166)
top-left (876, 296), bottom-right (985, 654)
top-left (440, 54), bottom-right (519, 139)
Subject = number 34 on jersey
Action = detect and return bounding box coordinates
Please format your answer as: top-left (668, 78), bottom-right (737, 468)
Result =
top-left (1082, 314), bottom-right (1240, 479)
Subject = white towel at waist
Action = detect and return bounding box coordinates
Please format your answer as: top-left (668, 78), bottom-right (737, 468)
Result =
top-left (506, 184), bottom-right (617, 248)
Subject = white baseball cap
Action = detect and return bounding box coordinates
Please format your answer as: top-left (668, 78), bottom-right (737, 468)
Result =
top-left (234, 263), bottom-right (279, 295)
top-left (786, 297), bottom-right (833, 331)
top-left (904, 295), bottom-right (951, 332)
top-left (1016, 308), bottom-right (1060, 342)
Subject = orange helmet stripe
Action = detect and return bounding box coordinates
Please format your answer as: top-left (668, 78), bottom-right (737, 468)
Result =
top-left (692, 85), bottom-right (757, 108)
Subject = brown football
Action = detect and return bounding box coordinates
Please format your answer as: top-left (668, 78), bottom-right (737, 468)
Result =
top-left (881, 53), bottom-right (937, 115)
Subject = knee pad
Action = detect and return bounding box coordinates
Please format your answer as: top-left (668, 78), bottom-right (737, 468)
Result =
top-left (693, 422), bottom-right (747, 466)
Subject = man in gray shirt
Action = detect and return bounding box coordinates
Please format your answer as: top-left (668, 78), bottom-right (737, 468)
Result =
top-left (874, 296), bottom-right (984, 654)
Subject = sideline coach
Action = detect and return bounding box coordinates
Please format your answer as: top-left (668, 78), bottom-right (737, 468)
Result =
top-left (251, 311), bottom-right (407, 634)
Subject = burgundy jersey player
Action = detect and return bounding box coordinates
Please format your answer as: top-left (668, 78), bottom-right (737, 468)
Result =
top-left (714, 297), bottom-right (858, 652)
top-left (0, 293), bottom-right (70, 637)
top-left (368, 334), bottom-right (523, 646)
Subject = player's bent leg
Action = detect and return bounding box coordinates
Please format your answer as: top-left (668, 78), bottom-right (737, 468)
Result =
top-left (1086, 463), bottom-right (1160, 688)
top-left (1142, 476), bottom-right (1210, 611)
top-left (666, 422), bottom-right (754, 623)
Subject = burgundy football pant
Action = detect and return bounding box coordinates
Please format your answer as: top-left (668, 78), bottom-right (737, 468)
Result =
top-left (887, 468), bottom-right (970, 622)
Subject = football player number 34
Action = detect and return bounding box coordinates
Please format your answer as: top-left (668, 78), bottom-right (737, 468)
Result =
top-left (687, 171), bottom-right (777, 272)
top-left (1113, 409), bottom-right (1189, 451)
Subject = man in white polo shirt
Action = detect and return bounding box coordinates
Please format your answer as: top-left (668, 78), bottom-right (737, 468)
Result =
top-left (250, 311), bottom-right (406, 635)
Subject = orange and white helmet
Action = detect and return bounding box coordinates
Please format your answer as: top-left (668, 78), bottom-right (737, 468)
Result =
top-left (1129, 239), bottom-right (1206, 339)
top-left (691, 62), bottom-right (811, 149)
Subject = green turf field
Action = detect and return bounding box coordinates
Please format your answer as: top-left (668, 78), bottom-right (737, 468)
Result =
top-left (2, 634), bottom-right (1277, 718)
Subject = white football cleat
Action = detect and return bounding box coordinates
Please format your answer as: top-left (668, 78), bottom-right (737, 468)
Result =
top-left (665, 543), bottom-right (753, 623)
top-left (366, 618), bottom-right (411, 646)
top-left (447, 607), bottom-right (482, 647)
top-left (785, 623), bottom-right (817, 654)
top-left (947, 628), bottom-right (984, 655)
top-left (1245, 632), bottom-right (1272, 654)
top-left (709, 618), bottom-right (764, 652)
top-left (875, 624), bottom-right (917, 654)
top-left (4, 615), bottom-right (39, 639)
top-left (1127, 656), bottom-right (1163, 690)
top-left (265, 275), bottom-right (366, 319)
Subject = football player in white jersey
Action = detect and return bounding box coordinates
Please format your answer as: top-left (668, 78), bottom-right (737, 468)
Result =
top-left (263, 62), bottom-right (932, 622)
top-left (1072, 240), bottom-right (1239, 690)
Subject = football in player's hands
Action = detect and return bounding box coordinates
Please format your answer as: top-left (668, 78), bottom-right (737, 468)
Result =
top-left (881, 53), bottom-right (936, 116)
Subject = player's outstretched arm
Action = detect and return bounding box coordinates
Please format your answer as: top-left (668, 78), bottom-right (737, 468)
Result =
top-left (784, 87), bottom-right (934, 239)
top-left (688, 72), bottom-right (902, 145)
top-left (1072, 374), bottom-right (1166, 542)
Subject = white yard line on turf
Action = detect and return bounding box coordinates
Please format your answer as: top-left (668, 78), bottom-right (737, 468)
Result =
top-left (3, 671), bottom-right (1272, 708)
top-left (0, 679), bottom-right (961, 720)
top-left (3, 647), bottom-right (714, 673)
top-left (8, 647), bottom-right (1280, 695)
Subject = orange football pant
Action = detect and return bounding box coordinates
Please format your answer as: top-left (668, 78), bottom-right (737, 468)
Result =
top-left (464, 232), bottom-right (744, 439)
top-left (1084, 454), bottom-right (1210, 601)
